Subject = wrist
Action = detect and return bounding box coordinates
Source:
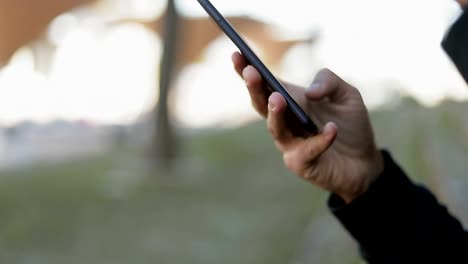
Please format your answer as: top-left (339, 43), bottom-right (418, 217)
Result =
top-left (339, 150), bottom-right (384, 204)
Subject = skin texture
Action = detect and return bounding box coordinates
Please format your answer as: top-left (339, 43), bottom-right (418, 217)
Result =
top-left (232, 52), bottom-right (384, 203)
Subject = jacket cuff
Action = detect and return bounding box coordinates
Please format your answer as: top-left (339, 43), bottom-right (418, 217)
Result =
top-left (442, 9), bottom-right (468, 83)
top-left (327, 150), bottom-right (468, 262)
top-left (327, 150), bottom-right (417, 250)
top-left (328, 150), bottom-right (414, 210)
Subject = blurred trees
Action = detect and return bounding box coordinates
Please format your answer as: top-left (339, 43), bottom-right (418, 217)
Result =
top-left (149, 4), bottom-right (317, 168)
top-left (0, 0), bottom-right (315, 170)
top-left (153, 0), bottom-right (179, 168)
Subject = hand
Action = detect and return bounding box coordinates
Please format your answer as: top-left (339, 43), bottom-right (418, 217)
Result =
top-left (232, 52), bottom-right (384, 203)
top-left (457, 0), bottom-right (468, 8)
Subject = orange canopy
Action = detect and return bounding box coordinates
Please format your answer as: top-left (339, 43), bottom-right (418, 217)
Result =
top-left (0, 0), bottom-right (94, 64)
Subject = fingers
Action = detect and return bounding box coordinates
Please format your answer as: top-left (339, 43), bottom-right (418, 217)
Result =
top-left (305, 68), bottom-right (349, 102)
top-left (302, 122), bottom-right (337, 159)
top-left (243, 66), bottom-right (271, 117)
top-left (267, 92), bottom-right (337, 168)
top-left (231, 51), bottom-right (306, 118)
top-left (267, 92), bottom-right (295, 149)
top-left (283, 122), bottom-right (337, 175)
top-left (231, 52), bottom-right (247, 77)
top-left (232, 52), bottom-right (270, 117)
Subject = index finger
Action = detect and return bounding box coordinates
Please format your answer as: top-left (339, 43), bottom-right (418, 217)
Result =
top-left (243, 66), bottom-right (271, 117)
top-left (232, 52), bottom-right (247, 77)
top-left (232, 52), bottom-right (270, 117)
top-left (231, 52), bottom-right (303, 119)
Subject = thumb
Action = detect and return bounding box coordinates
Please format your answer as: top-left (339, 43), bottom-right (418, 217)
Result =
top-left (302, 122), bottom-right (338, 161)
top-left (283, 122), bottom-right (337, 175)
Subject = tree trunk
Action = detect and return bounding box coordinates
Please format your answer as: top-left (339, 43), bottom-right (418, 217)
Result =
top-left (153, 0), bottom-right (179, 169)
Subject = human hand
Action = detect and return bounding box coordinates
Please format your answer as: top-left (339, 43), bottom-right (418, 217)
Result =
top-left (457, 0), bottom-right (468, 8)
top-left (232, 52), bottom-right (384, 203)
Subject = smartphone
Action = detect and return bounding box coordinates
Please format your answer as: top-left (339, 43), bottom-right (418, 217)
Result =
top-left (197, 0), bottom-right (318, 135)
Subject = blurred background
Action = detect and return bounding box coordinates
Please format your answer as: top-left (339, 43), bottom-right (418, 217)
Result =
top-left (0, 0), bottom-right (467, 263)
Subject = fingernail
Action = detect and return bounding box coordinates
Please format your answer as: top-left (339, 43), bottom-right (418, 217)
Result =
top-left (307, 83), bottom-right (321, 92)
top-left (268, 98), bottom-right (276, 112)
top-left (323, 122), bottom-right (337, 136)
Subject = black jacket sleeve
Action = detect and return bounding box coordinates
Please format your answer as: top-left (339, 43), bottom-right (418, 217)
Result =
top-left (442, 9), bottom-right (468, 83)
top-left (328, 151), bottom-right (468, 263)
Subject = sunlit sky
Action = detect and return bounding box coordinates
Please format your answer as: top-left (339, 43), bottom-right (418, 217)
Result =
top-left (0, 0), bottom-right (466, 127)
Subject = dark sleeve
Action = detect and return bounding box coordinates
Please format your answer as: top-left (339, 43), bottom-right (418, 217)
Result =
top-left (442, 9), bottom-right (468, 83)
top-left (328, 151), bottom-right (468, 263)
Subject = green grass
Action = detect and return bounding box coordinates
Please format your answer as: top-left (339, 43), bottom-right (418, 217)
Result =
top-left (0, 122), bottom-right (325, 264)
top-left (2, 98), bottom-right (468, 264)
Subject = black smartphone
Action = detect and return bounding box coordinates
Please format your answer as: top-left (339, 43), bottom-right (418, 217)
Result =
top-left (197, 0), bottom-right (318, 135)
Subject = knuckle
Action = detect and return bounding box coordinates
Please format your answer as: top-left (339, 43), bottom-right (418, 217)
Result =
top-left (346, 85), bottom-right (364, 102)
top-left (315, 68), bottom-right (339, 90)
top-left (283, 152), bottom-right (296, 171)
top-left (267, 123), bottom-right (279, 140)
top-left (350, 86), bottom-right (362, 97)
top-left (317, 68), bottom-right (334, 79)
top-left (245, 80), bottom-right (255, 90)
top-left (274, 141), bottom-right (286, 152)
top-left (303, 166), bottom-right (318, 181)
